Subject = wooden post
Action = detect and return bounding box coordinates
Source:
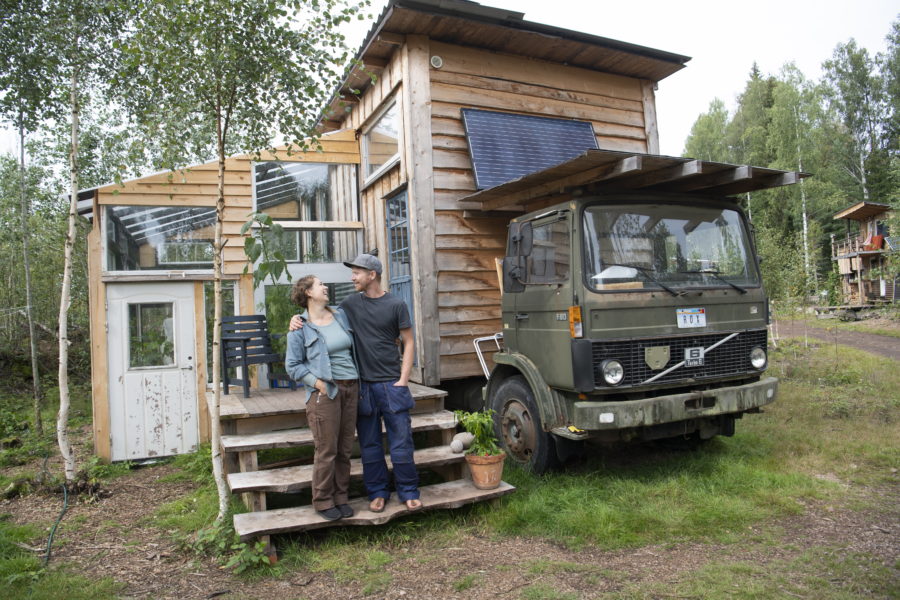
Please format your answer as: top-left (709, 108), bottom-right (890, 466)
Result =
top-left (401, 34), bottom-right (441, 386)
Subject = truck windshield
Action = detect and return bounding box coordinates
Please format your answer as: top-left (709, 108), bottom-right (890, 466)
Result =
top-left (583, 203), bottom-right (759, 292)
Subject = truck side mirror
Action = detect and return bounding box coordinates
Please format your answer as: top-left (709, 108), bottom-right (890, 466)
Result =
top-left (519, 222), bottom-right (533, 256)
top-left (502, 256), bottom-right (526, 293)
top-left (507, 222), bottom-right (533, 257)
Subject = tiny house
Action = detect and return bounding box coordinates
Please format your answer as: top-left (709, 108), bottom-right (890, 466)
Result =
top-left (831, 201), bottom-right (897, 305)
top-left (81, 0), bottom-right (696, 461)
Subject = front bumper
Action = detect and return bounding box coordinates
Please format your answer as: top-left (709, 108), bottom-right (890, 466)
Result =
top-left (572, 377), bottom-right (777, 430)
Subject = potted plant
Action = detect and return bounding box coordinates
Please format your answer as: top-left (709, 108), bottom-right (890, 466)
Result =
top-left (454, 409), bottom-right (506, 489)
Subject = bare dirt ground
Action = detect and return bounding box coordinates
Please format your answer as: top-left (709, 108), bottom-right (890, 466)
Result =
top-left (3, 455), bottom-right (897, 600)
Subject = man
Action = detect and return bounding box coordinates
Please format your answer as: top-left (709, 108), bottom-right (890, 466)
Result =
top-left (291, 253), bottom-right (422, 512)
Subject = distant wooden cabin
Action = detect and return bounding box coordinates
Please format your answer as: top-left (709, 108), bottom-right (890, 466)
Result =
top-left (79, 0), bottom-right (693, 461)
top-left (831, 201), bottom-right (897, 305)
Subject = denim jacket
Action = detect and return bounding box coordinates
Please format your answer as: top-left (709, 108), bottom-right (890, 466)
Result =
top-left (285, 307), bottom-right (359, 403)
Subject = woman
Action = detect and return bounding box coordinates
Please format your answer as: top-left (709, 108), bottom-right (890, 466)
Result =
top-left (285, 275), bottom-right (359, 521)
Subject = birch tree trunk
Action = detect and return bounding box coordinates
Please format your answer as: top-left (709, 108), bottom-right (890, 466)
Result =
top-left (209, 111), bottom-right (230, 522)
top-left (19, 121), bottom-right (43, 435)
top-left (57, 66), bottom-right (79, 483)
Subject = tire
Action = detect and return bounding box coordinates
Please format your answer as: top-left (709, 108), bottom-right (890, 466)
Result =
top-left (490, 375), bottom-right (558, 474)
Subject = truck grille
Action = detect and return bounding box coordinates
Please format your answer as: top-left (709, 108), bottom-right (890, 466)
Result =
top-left (590, 329), bottom-right (768, 388)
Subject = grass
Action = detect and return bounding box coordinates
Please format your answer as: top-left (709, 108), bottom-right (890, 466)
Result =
top-left (2, 336), bottom-right (896, 595)
top-left (0, 514), bottom-right (122, 599)
top-left (609, 546), bottom-right (899, 599)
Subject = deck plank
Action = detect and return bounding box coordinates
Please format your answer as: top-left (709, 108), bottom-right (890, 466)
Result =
top-left (233, 480), bottom-right (515, 540)
top-left (221, 410), bottom-right (458, 452)
top-left (218, 383), bottom-right (446, 420)
top-left (227, 446), bottom-right (466, 493)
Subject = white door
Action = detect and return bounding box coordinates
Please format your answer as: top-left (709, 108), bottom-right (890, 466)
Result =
top-left (107, 282), bottom-right (198, 461)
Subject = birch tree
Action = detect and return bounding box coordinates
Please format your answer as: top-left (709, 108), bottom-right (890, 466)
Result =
top-left (29, 0), bottom-right (123, 483)
top-left (0, 0), bottom-right (62, 436)
top-left (117, 0), bottom-right (365, 522)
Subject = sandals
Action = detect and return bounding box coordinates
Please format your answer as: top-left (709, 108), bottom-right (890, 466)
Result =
top-left (369, 497), bottom-right (386, 513)
top-left (404, 498), bottom-right (423, 511)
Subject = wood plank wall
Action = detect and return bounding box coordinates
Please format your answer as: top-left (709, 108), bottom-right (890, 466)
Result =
top-left (426, 41), bottom-right (653, 380)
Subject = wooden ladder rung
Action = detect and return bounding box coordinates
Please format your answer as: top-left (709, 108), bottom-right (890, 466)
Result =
top-left (227, 445), bottom-right (466, 494)
top-left (233, 480), bottom-right (515, 540)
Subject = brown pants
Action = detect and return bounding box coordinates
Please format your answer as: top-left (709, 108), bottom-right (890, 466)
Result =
top-left (306, 379), bottom-right (359, 510)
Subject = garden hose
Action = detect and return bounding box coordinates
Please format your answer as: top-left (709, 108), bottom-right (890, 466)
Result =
top-left (39, 452), bottom-right (69, 567)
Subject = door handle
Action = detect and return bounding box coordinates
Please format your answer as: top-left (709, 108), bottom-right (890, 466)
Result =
top-left (515, 313), bottom-right (529, 321)
top-left (180, 365), bottom-right (194, 371)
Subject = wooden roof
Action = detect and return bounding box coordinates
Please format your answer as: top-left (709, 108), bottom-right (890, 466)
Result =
top-left (832, 201), bottom-right (893, 221)
top-left (323, 0), bottom-right (691, 127)
top-left (460, 149), bottom-right (811, 212)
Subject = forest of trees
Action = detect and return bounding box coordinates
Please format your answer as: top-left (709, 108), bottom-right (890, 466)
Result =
top-left (683, 19), bottom-right (899, 302)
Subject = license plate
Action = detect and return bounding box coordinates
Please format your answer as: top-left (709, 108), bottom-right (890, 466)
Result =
top-left (684, 347), bottom-right (705, 367)
top-left (677, 307), bottom-right (707, 328)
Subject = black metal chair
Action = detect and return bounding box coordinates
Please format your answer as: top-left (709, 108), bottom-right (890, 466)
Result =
top-left (221, 315), bottom-right (295, 398)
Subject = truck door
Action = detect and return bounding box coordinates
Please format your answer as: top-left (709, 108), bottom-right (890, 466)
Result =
top-left (513, 212), bottom-right (574, 390)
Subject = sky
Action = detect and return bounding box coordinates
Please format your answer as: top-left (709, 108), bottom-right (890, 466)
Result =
top-left (1, 0), bottom-right (896, 158)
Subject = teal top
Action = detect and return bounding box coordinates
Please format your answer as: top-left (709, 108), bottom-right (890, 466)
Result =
top-left (320, 320), bottom-right (357, 380)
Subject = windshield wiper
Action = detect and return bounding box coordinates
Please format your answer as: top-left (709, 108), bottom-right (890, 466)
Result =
top-left (679, 269), bottom-right (748, 294)
top-left (601, 263), bottom-right (682, 297)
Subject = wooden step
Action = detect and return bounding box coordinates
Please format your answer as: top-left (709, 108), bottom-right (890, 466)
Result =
top-left (233, 479), bottom-right (516, 540)
top-left (227, 446), bottom-right (466, 494)
top-left (221, 410), bottom-right (457, 453)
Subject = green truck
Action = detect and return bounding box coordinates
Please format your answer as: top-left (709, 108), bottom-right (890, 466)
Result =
top-left (481, 190), bottom-right (779, 473)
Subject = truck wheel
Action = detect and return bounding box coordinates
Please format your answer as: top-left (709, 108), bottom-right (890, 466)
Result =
top-left (491, 375), bottom-right (558, 474)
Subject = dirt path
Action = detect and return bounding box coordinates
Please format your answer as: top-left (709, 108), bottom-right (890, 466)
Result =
top-left (772, 319), bottom-right (900, 361)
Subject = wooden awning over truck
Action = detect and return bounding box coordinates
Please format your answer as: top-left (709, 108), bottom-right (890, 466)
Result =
top-left (461, 149), bottom-right (811, 212)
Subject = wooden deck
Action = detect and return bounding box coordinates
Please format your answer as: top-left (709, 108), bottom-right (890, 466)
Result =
top-left (216, 381), bottom-right (514, 553)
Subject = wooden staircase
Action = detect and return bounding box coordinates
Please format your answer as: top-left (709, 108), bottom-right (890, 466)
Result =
top-left (218, 383), bottom-right (514, 551)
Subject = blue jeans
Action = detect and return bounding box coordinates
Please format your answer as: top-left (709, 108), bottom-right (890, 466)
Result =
top-left (357, 380), bottom-right (419, 502)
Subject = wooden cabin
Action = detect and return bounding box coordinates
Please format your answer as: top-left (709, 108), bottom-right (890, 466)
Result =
top-left (831, 201), bottom-right (897, 305)
top-left (80, 0), bottom-right (694, 461)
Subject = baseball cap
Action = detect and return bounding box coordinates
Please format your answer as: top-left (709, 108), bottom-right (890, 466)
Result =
top-left (343, 253), bottom-right (382, 275)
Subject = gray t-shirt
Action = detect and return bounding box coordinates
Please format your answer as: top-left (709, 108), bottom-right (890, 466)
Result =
top-left (340, 292), bottom-right (411, 382)
top-left (320, 320), bottom-right (357, 381)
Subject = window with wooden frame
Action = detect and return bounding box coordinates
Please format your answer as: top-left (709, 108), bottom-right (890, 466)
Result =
top-left (361, 99), bottom-right (401, 182)
top-left (252, 161), bottom-right (361, 264)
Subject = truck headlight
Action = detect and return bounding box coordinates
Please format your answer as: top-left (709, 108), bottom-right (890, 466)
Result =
top-left (750, 347), bottom-right (767, 369)
top-left (601, 359), bottom-right (624, 385)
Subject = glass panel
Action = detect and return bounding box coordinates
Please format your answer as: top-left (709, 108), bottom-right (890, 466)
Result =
top-left (204, 282), bottom-right (236, 383)
top-left (257, 228), bottom-right (357, 263)
top-left (583, 203), bottom-right (759, 292)
top-left (364, 103), bottom-right (400, 177)
top-left (527, 220), bottom-right (569, 283)
top-left (106, 206), bottom-right (215, 271)
top-left (129, 303), bottom-right (175, 368)
top-left (254, 162), bottom-right (335, 220)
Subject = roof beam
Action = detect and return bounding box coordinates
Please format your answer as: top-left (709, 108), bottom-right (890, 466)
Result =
top-left (478, 155), bottom-right (643, 212)
top-left (612, 159), bottom-right (703, 189)
top-left (707, 171), bottom-right (802, 196)
top-left (663, 165), bottom-right (752, 192)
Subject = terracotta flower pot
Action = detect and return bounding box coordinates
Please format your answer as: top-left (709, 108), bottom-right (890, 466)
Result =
top-left (465, 452), bottom-right (506, 490)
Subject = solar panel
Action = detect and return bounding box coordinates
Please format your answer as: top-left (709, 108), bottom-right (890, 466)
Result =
top-left (461, 108), bottom-right (598, 190)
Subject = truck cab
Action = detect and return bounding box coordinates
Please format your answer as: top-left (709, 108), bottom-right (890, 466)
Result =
top-left (484, 191), bottom-right (777, 472)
